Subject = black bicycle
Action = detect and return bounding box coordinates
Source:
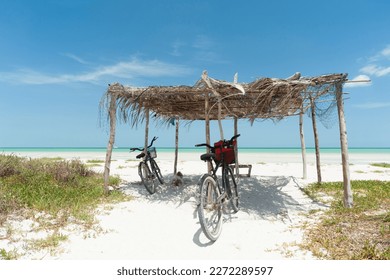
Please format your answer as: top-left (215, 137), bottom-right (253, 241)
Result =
top-left (195, 134), bottom-right (240, 241)
top-left (130, 136), bottom-right (164, 194)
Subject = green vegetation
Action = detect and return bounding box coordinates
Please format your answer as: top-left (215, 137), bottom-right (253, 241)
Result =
top-left (86, 159), bottom-right (105, 164)
top-left (0, 248), bottom-right (18, 260)
top-left (39, 157), bottom-right (64, 162)
top-left (27, 232), bottom-right (68, 254)
top-left (86, 159), bottom-right (105, 167)
top-left (0, 154), bottom-right (129, 258)
top-left (302, 180), bottom-right (390, 259)
top-left (370, 162), bottom-right (390, 168)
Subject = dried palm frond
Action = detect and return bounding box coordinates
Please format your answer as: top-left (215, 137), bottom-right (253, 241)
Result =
top-left (99, 72), bottom-right (348, 126)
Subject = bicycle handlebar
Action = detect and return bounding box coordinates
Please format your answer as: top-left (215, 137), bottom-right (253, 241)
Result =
top-left (149, 136), bottom-right (158, 148)
top-left (195, 134), bottom-right (240, 149)
top-left (229, 134), bottom-right (240, 143)
top-left (130, 136), bottom-right (158, 152)
top-left (195, 143), bottom-right (213, 149)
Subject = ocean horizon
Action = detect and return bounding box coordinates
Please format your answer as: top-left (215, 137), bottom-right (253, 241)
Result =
top-left (1, 147), bottom-right (390, 154)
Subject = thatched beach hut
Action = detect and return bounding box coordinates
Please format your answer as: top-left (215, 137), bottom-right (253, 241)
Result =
top-left (101, 71), bottom-right (353, 207)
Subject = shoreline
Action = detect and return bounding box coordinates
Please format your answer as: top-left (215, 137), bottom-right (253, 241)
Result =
top-left (2, 148), bottom-right (389, 165)
top-left (2, 146), bottom-right (390, 151)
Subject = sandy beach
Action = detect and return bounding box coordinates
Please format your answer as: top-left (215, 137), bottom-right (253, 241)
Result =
top-left (1, 149), bottom-right (389, 260)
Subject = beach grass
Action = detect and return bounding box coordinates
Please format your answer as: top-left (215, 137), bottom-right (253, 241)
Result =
top-left (370, 162), bottom-right (390, 168)
top-left (0, 248), bottom-right (18, 260)
top-left (0, 154), bottom-right (126, 222)
top-left (86, 159), bottom-right (105, 164)
top-left (0, 154), bottom-right (129, 258)
top-left (302, 180), bottom-right (390, 259)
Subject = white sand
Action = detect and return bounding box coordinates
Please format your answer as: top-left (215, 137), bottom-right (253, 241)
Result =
top-left (1, 150), bottom-right (389, 259)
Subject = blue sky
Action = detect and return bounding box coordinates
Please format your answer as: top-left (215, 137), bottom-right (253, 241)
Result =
top-left (0, 0), bottom-right (389, 148)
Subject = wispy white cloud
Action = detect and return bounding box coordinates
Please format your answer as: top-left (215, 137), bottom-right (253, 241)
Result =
top-left (380, 45), bottom-right (390, 58)
top-left (0, 58), bottom-right (193, 85)
top-left (353, 102), bottom-right (390, 109)
top-left (360, 64), bottom-right (390, 77)
top-left (345, 74), bottom-right (372, 88)
top-left (359, 45), bottom-right (390, 78)
top-left (61, 53), bottom-right (89, 64)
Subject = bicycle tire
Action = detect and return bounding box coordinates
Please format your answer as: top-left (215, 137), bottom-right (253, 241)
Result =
top-left (150, 158), bottom-right (164, 184)
top-left (138, 161), bottom-right (156, 194)
top-left (197, 174), bottom-right (222, 242)
top-left (224, 165), bottom-right (239, 213)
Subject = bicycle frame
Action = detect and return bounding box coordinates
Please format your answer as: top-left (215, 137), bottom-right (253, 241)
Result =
top-left (207, 156), bottom-right (228, 202)
top-left (130, 136), bottom-right (164, 194)
top-left (138, 154), bottom-right (153, 176)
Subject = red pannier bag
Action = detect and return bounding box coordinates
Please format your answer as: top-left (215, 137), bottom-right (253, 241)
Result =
top-left (214, 139), bottom-right (236, 164)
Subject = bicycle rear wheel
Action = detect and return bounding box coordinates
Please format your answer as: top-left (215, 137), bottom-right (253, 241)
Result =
top-left (197, 174), bottom-right (222, 242)
top-left (138, 161), bottom-right (157, 194)
top-left (150, 158), bottom-right (164, 184)
top-left (224, 166), bottom-right (239, 213)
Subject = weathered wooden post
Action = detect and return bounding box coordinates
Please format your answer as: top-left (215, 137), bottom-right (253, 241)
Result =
top-left (205, 92), bottom-right (212, 173)
top-left (234, 117), bottom-right (239, 176)
top-left (233, 74), bottom-right (239, 176)
top-left (144, 109), bottom-right (150, 153)
top-left (217, 96), bottom-right (224, 140)
top-left (310, 96), bottom-right (322, 183)
top-left (299, 105), bottom-right (307, 179)
top-left (104, 91), bottom-right (117, 193)
top-left (202, 71), bottom-right (224, 141)
top-left (174, 118), bottom-right (179, 175)
top-left (336, 82), bottom-right (353, 208)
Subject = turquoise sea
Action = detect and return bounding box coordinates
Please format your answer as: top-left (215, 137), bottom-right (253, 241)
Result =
top-left (1, 147), bottom-right (390, 154)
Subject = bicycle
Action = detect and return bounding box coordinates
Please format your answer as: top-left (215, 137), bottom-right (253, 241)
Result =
top-left (130, 136), bottom-right (164, 194)
top-left (195, 134), bottom-right (240, 242)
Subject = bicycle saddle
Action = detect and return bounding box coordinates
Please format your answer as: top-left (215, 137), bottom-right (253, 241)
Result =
top-left (136, 152), bottom-right (145, 159)
top-left (200, 153), bottom-right (215, 161)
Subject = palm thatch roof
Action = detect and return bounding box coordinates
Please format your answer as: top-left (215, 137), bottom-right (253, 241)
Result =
top-left (101, 71), bottom-right (347, 125)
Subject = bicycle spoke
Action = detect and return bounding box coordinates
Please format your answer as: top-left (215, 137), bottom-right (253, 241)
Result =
top-left (150, 159), bottom-right (164, 184)
top-left (198, 175), bottom-right (222, 242)
top-left (138, 162), bottom-right (156, 194)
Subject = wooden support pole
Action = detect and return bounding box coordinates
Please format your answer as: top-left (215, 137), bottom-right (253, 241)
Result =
top-left (104, 93), bottom-right (117, 193)
top-left (233, 74), bottom-right (239, 176)
top-left (174, 118), bottom-right (179, 175)
top-left (310, 96), bottom-right (322, 183)
top-left (217, 97), bottom-right (224, 141)
top-left (205, 92), bottom-right (212, 173)
top-left (299, 106), bottom-right (307, 179)
top-left (336, 83), bottom-right (353, 208)
top-left (144, 109), bottom-right (150, 153)
top-left (234, 117), bottom-right (239, 176)
top-left (201, 70), bottom-right (224, 141)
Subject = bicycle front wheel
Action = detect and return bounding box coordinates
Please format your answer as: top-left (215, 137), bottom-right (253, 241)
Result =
top-left (224, 166), bottom-right (239, 213)
top-left (138, 161), bottom-right (157, 194)
top-left (150, 158), bottom-right (164, 184)
top-left (197, 174), bottom-right (222, 242)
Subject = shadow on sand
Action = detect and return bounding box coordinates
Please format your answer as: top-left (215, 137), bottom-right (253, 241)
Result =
top-left (121, 173), bottom-right (310, 219)
top-left (120, 173), bottom-right (314, 247)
